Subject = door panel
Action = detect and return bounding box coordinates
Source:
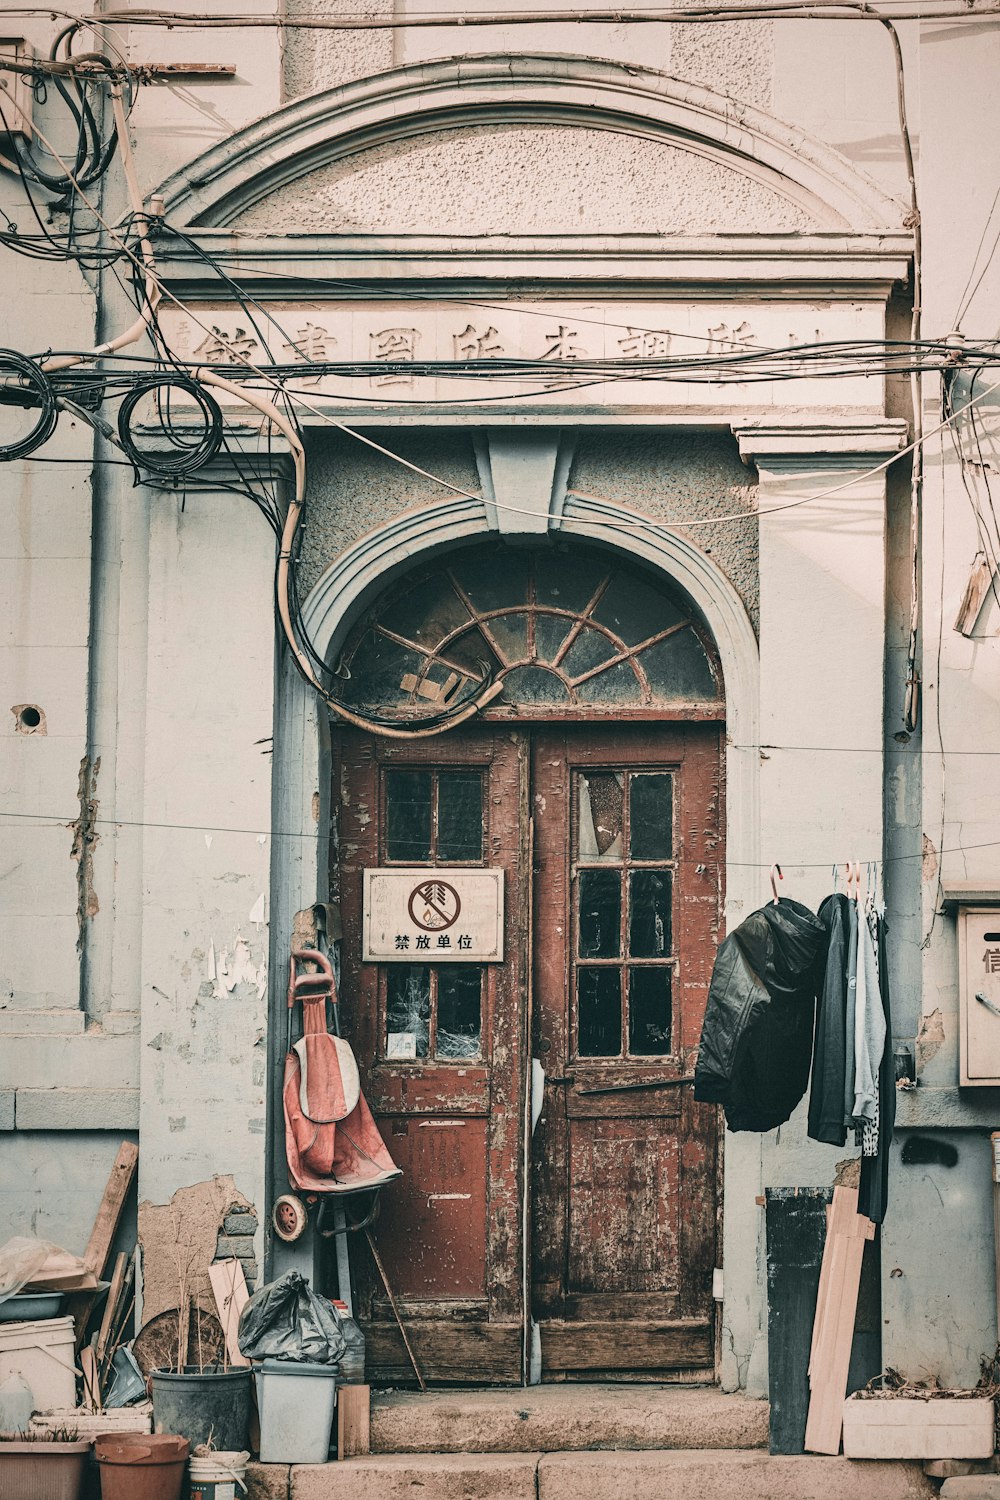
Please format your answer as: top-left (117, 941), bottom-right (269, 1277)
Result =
top-left (336, 726), bottom-right (529, 1384)
top-left (530, 725), bottom-right (722, 1378)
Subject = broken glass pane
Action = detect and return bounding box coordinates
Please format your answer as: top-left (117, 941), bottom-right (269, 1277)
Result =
top-left (638, 627), bottom-right (719, 701)
top-left (578, 869), bottom-right (621, 958)
top-left (444, 625), bottom-right (502, 679)
top-left (533, 550), bottom-right (609, 614)
top-left (576, 659), bottom-right (642, 704)
top-left (578, 772), bottom-right (624, 860)
top-left (630, 870), bottom-right (672, 957)
top-left (380, 573), bottom-right (471, 650)
top-left (453, 550), bottom-right (529, 613)
top-left (438, 770), bottom-right (483, 861)
top-left (485, 612), bottom-right (530, 664)
top-left (386, 769), bottom-right (432, 861)
top-left (500, 665), bottom-right (572, 705)
top-left (342, 631), bottom-right (430, 709)
top-left (534, 613), bottom-right (574, 665)
top-left (628, 969), bottom-right (672, 1055)
top-left (386, 966), bottom-right (430, 1058)
top-left (561, 626), bottom-right (618, 682)
top-left (577, 968), bottom-right (622, 1057)
top-left (629, 774), bottom-right (673, 861)
top-left (436, 967), bottom-right (482, 1060)
top-left (592, 571), bottom-right (687, 647)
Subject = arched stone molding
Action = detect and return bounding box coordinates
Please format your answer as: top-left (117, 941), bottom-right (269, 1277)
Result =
top-left (156, 54), bottom-right (905, 233)
top-left (293, 490), bottom-right (760, 922)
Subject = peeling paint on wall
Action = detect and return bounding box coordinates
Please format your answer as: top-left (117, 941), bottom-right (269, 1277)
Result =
top-left (207, 932), bottom-right (267, 1001)
top-left (916, 1007), bottom-right (946, 1071)
top-left (922, 832), bottom-right (939, 885)
top-left (70, 754), bottom-right (100, 945)
top-left (138, 1174), bottom-right (255, 1321)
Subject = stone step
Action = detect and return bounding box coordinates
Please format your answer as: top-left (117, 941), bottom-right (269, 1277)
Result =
top-left (370, 1383), bottom-right (769, 1454)
top-left (247, 1449), bottom-right (937, 1500)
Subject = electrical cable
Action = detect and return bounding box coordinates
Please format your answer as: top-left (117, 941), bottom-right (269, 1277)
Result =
top-left (116, 374), bottom-right (224, 474)
top-left (0, 350), bottom-right (58, 459)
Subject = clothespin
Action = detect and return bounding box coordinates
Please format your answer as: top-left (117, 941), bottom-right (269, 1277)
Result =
top-left (770, 863), bottom-right (783, 905)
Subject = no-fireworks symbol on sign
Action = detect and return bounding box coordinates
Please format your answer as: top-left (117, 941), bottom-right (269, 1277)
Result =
top-left (408, 879), bottom-right (462, 932)
top-left (363, 867), bottom-right (504, 962)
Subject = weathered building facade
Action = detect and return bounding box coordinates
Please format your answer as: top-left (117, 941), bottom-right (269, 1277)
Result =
top-left (3, 0), bottom-right (1000, 1400)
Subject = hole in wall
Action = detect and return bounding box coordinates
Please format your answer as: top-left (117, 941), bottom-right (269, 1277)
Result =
top-left (12, 703), bottom-right (45, 735)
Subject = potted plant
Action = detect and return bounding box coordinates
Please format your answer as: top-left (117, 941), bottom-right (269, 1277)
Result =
top-left (0, 1426), bottom-right (91, 1500)
top-left (843, 1366), bottom-right (997, 1460)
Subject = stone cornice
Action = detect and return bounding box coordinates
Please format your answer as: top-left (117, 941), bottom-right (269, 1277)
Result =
top-left (153, 230), bottom-right (913, 303)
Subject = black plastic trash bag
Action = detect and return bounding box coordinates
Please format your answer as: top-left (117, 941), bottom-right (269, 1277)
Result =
top-left (694, 898), bottom-right (826, 1133)
top-left (238, 1270), bottom-right (346, 1364)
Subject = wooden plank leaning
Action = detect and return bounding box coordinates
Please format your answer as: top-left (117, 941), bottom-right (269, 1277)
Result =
top-left (208, 1258), bottom-right (251, 1368)
top-left (71, 1141), bottom-right (140, 1347)
top-left (804, 1184), bottom-right (876, 1455)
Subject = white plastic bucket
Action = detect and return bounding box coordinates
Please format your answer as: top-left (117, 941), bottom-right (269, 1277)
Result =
top-left (254, 1360), bottom-right (338, 1464)
top-left (189, 1448), bottom-right (250, 1500)
top-left (0, 1316), bottom-right (76, 1411)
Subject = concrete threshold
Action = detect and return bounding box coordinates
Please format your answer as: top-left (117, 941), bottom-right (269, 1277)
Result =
top-left (370, 1382), bottom-right (769, 1453)
top-left (248, 1449), bottom-right (938, 1500)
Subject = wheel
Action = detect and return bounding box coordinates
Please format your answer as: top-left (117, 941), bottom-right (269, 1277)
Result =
top-left (272, 1194), bottom-right (309, 1242)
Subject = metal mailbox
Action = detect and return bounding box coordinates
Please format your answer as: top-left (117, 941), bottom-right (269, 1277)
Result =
top-left (958, 904), bottom-right (1000, 1085)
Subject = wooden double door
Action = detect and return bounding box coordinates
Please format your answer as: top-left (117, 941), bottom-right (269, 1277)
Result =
top-left (336, 720), bottom-right (722, 1384)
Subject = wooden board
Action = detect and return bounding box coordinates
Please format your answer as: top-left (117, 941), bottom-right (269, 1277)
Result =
top-left (208, 1258), bottom-right (250, 1368)
top-left (541, 1319), bottom-right (712, 1372)
top-left (95, 1251), bottom-right (127, 1373)
top-left (84, 1142), bottom-right (139, 1274)
top-left (337, 1385), bottom-right (371, 1459)
top-left (80, 1346), bottom-right (100, 1412)
top-left (363, 1320), bottom-right (521, 1385)
top-left (804, 1186), bottom-right (876, 1455)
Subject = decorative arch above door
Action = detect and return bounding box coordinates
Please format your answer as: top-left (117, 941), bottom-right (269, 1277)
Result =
top-left (334, 542), bottom-right (725, 723)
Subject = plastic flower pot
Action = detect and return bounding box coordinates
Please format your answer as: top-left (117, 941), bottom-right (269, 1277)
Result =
top-left (151, 1364), bottom-right (252, 1452)
top-left (0, 1436), bottom-right (90, 1500)
top-left (94, 1432), bottom-right (189, 1500)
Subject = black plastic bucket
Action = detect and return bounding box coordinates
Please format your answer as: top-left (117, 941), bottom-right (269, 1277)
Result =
top-left (151, 1365), bottom-right (252, 1452)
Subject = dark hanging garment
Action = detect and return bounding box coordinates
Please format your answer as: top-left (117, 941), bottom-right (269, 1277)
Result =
top-left (808, 893), bottom-right (851, 1147)
top-left (858, 914), bottom-right (894, 1224)
top-left (694, 898), bottom-right (827, 1133)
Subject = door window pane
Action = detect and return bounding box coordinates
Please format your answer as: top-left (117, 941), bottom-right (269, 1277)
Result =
top-left (577, 772), bottom-right (624, 860)
top-left (578, 869), bottom-right (621, 958)
top-left (577, 969), bottom-right (622, 1057)
top-left (628, 968), bottom-right (672, 1056)
top-left (438, 770), bottom-right (483, 861)
top-left (387, 966), bottom-right (431, 1058)
top-left (629, 870), bottom-right (672, 958)
top-left (386, 770), bottom-right (433, 861)
top-left (436, 968), bottom-right (483, 1060)
top-left (629, 773), bottom-right (673, 861)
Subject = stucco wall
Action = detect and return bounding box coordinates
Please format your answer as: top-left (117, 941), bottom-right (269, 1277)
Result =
top-left (234, 123), bottom-right (817, 235)
top-left (297, 429), bottom-right (758, 636)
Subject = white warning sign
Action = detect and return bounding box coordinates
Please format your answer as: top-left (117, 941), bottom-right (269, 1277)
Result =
top-left (362, 868), bottom-right (504, 963)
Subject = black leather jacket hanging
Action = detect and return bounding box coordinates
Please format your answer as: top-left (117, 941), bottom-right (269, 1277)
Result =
top-left (694, 897), bottom-right (827, 1132)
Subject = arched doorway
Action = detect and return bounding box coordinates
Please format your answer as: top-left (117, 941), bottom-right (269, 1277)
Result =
top-left (332, 541), bottom-right (726, 1384)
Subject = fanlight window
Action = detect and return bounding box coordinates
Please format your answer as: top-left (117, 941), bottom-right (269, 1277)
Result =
top-left (335, 545), bottom-right (723, 719)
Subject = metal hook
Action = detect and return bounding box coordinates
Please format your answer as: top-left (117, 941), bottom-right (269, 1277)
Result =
top-left (770, 863), bottom-right (783, 905)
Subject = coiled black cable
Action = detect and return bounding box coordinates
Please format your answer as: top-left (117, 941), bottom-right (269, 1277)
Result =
top-left (0, 350), bottom-right (58, 460)
top-left (116, 375), bottom-right (223, 475)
